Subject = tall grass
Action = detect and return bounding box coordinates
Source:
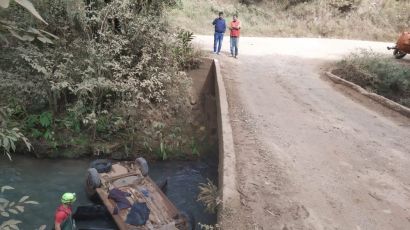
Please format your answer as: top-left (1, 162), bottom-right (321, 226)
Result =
top-left (335, 50), bottom-right (410, 107)
top-left (167, 0), bottom-right (410, 40)
top-left (197, 179), bottom-right (221, 213)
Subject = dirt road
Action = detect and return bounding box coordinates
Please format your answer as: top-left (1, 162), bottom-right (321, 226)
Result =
top-left (194, 36), bottom-right (410, 230)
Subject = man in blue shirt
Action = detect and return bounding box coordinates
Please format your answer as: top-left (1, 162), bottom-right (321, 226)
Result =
top-left (212, 12), bottom-right (226, 55)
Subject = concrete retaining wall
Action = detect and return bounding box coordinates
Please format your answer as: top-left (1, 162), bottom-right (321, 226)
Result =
top-left (212, 60), bottom-right (240, 226)
top-left (326, 71), bottom-right (410, 117)
top-left (189, 58), bottom-right (240, 227)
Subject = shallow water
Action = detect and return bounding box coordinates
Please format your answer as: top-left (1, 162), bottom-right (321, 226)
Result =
top-left (0, 155), bottom-right (217, 229)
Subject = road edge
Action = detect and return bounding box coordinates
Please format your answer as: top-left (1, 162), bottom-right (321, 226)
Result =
top-left (325, 71), bottom-right (410, 117)
top-left (213, 59), bottom-right (241, 227)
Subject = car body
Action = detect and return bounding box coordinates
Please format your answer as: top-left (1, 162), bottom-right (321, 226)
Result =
top-left (85, 158), bottom-right (191, 230)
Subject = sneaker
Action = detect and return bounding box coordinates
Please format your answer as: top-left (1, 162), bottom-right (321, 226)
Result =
top-left (213, 51), bottom-right (217, 54)
top-left (234, 55), bottom-right (238, 59)
top-left (217, 52), bottom-right (220, 55)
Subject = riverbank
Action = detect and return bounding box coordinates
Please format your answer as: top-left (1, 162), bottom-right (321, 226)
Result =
top-left (2, 56), bottom-right (216, 161)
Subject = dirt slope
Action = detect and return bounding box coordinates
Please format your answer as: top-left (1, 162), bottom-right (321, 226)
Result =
top-left (194, 36), bottom-right (410, 230)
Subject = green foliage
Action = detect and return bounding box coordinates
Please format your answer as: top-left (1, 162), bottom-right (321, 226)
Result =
top-left (0, 127), bottom-right (31, 161)
top-left (95, 114), bottom-right (109, 134)
top-left (1, 0), bottom-right (202, 159)
top-left (94, 111), bottom-right (124, 137)
top-left (6, 99), bottom-right (26, 120)
top-left (0, 185), bottom-right (45, 230)
top-left (0, 0), bottom-right (58, 45)
top-left (141, 120), bottom-right (204, 160)
top-left (174, 29), bottom-right (199, 70)
top-left (144, 122), bottom-right (174, 160)
top-left (0, 107), bottom-right (32, 161)
top-left (0, 0), bottom-right (46, 23)
top-left (24, 111), bottom-right (56, 148)
top-left (336, 50), bottom-right (410, 107)
top-left (190, 138), bottom-right (200, 156)
top-left (59, 111), bottom-right (81, 133)
top-left (39, 111), bottom-right (52, 127)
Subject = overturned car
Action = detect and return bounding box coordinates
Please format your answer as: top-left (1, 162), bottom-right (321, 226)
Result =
top-left (84, 158), bottom-right (193, 230)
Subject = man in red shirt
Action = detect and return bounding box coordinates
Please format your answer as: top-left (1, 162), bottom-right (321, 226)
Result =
top-left (229, 14), bottom-right (241, 58)
top-left (54, 192), bottom-right (76, 230)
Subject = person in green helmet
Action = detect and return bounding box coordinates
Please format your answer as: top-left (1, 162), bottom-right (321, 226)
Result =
top-left (54, 193), bottom-right (76, 230)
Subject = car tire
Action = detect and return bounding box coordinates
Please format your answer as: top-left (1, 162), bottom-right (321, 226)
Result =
top-left (393, 49), bottom-right (407, 59)
top-left (87, 168), bottom-right (101, 188)
top-left (89, 159), bottom-right (112, 173)
top-left (85, 168), bottom-right (101, 200)
top-left (135, 157), bottom-right (149, 176)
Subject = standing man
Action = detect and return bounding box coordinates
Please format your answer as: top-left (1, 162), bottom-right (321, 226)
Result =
top-left (229, 14), bottom-right (241, 58)
top-left (212, 12), bottom-right (226, 55)
top-left (54, 192), bottom-right (76, 230)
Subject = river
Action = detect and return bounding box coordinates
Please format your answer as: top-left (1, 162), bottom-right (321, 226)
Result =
top-left (0, 155), bottom-right (217, 229)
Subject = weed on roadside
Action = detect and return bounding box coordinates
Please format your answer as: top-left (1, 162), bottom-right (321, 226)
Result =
top-left (335, 50), bottom-right (410, 107)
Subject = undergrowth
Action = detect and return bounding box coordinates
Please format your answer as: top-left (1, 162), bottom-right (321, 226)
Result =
top-left (335, 50), bottom-right (410, 107)
top-left (0, 0), bottom-right (208, 160)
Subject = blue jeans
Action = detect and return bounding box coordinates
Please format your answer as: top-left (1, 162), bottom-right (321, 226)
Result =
top-left (230, 36), bottom-right (239, 56)
top-left (214, 32), bottom-right (224, 53)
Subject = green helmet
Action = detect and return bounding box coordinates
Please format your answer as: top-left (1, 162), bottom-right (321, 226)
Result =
top-left (61, 193), bottom-right (76, 204)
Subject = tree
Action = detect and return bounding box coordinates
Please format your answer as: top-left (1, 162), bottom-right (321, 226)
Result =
top-left (0, 0), bottom-right (57, 45)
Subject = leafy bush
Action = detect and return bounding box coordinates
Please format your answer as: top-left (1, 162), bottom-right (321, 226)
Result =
top-left (174, 30), bottom-right (200, 70)
top-left (1, 0), bottom-right (202, 159)
top-left (25, 112), bottom-right (56, 147)
top-left (0, 107), bottom-right (32, 161)
top-left (335, 50), bottom-right (410, 107)
top-left (0, 0), bottom-right (58, 45)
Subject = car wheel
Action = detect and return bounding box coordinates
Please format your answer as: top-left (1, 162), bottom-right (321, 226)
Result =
top-left (89, 159), bottom-right (112, 173)
top-left (393, 49), bottom-right (407, 59)
top-left (135, 157), bottom-right (149, 176)
top-left (85, 168), bottom-right (101, 199)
